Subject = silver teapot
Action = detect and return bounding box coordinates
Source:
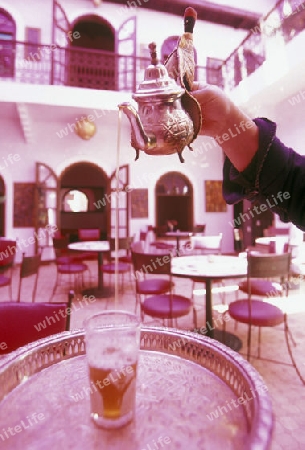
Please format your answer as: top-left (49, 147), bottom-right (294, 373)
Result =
top-left (119, 43), bottom-right (200, 163)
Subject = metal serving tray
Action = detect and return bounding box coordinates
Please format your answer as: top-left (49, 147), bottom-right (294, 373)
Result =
top-left (0, 327), bottom-right (273, 449)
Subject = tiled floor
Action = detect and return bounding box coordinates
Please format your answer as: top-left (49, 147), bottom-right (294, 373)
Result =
top-left (2, 259), bottom-right (305, 449)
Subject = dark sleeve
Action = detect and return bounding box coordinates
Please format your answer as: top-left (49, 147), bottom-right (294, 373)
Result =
top-left (222, 117), bottom-right (305, 231)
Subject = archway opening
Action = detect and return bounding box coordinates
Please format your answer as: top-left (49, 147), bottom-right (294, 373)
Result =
top-left (155, 172), bottom-right (193, 233)
top-left (59, 162), bottom-right (108, 241)
top-left (68, 15), bottom-right (115, 90)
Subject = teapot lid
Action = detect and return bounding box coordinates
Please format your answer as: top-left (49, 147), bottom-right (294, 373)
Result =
top-left (133, 43), bottom-right (184, 101)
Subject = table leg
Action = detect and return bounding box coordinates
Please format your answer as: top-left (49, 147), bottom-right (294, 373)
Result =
top-left (82, 251), bottom-right (114, 299)
top-left (174, 236), bottom-right (181, 256)
top-left (97, 251), bottom-right (104, 291)
top-left (205, 279), bottom-right (214, 339)
top-left (202, 278), bottom-right (242, 352)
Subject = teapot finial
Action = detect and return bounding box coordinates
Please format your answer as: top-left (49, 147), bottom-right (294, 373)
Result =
top-left (148, 42), bottom-right (158, 66)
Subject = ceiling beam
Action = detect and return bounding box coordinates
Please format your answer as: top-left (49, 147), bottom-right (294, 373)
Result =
top-left (108, 0), bottom-right (261, 30)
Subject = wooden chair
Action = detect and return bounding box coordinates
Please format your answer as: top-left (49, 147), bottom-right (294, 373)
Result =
top-left (110, 236), bottom-right (134, 265)
top-left (52, 237), bottom-right (88, 298)
top-left (238, 246), bottom-right (290, 298)
top-left (131, 249), bottom-right (174, 313)
top-left (0, 291), bottom-right (73, 355)
top-left (53, 236), bottom-right (77, 265)
top-left (0, 239), bottom-right (16, 300)
top-left (101, 237), bottom-right (133, 290)
top-left (17, 252), bottom-right (41, 302)
top-left (227, 252), bottom-right (304, 384)
top-left (75, 229), bottom-right (100, 273)
top-left (131, 250), bottom-right (193, 326)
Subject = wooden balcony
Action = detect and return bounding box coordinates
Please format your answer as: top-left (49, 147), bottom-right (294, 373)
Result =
top-left (0, 39), bottom-right (221, 93)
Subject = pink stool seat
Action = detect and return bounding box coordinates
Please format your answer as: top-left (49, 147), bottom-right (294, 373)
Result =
top-left (239, 279), bottom-right (283, 296)
top-left (229, 299), bottom-right (284, 327)
top-left (137, 278), bottom-right (172, 295)
top-left (57, 263), bottom-right (88, 274)
top-left (142, 294), bottom-right (192, 319)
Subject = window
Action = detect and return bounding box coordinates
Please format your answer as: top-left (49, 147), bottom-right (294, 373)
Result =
top-left (62, 190), bottom-right (89, 212)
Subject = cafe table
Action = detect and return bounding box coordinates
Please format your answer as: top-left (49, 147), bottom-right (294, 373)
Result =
top-left (0, 328), bottom-right (273, 450)
top-left (171, 254), bottom-right (248, 348)
top-left (164, 230), bottom-right (193, 255)
top-left (68, 240), bottom-right (111, 298)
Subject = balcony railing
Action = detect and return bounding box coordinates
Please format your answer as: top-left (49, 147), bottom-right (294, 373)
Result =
top-left (3, 0), bottom-right (302, 95)
top-left (222, 0), bottom-right (305, 90)
top-left (0, 39), bottom-right (222, 92)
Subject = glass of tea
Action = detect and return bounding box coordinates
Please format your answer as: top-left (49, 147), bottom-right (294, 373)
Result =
top-left (84, 310), bottom-right (141, 429)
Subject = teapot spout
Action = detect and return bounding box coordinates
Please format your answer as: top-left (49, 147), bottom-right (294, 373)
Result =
top-left (119, 102), bottom-right (156, 160)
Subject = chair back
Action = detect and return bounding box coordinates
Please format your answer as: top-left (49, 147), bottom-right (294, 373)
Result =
top-left (191, 233), bottom-right (222, 254)
top-left (20, 253), bottom-right (41, 279)
top-left (78, 229), bottom-right (100, 241)
top-left (247, 251), bottom-right (291, 279)
top-left (53, 236), bottom-right (70, 250)
top-left (131, 251), bottom-right (172, 278)
top-left (52, 236), bottom-right (70, 259)
top-left (0, 291), bottom-right (73, 354)
top-left (17, 252), bottom-right (41, 302)
top-left (109, 237), bottom-right (133, 252)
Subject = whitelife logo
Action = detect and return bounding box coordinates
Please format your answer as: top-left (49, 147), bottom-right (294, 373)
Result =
top-left (288, 89), bottom-right (305, 107)
top-left (206, 384), bottom-right (268, 421)
top-left (229, 191), bottom-right (291, 228)
top-left (0, 412), bottom-right (45, 442)
top-left (33, 295), bottom-right (96, 332)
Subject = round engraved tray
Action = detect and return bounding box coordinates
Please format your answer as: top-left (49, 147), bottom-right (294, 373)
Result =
top-left (0, 327), bottom-right (273, 450)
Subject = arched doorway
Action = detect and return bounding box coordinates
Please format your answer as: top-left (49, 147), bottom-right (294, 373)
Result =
top-left (0, 176), bottom-right (5, 236)
top-left (68, 15), bottom-right (115, 90)
top-left (155, 172), bottom-right (193, 232)
top-left (0, 8), bottom-right (16, 78)
top-left (59, 162), bottom-right (108, 241)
